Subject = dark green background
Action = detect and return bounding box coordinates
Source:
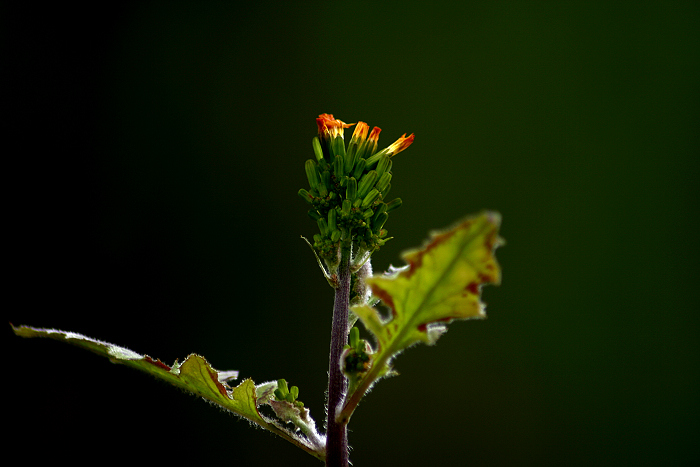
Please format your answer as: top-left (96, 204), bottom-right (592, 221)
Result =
top-left (8, 2), bottom-right (698, 465)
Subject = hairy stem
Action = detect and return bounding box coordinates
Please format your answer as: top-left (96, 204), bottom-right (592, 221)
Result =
top-left (326, 244), bottom-right (351, 467)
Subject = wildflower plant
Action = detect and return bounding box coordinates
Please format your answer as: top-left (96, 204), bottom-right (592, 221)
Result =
top-left (13, 114), bottom-right (503, 466)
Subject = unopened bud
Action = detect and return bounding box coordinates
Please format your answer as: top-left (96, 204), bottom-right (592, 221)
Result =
top-left (349, 327), bottom-right (360, 349)
top-left (328, 208), bottom-right (337, 232)
top-left (375, 172), bottom-right (392, 193)
top-left (331, 229), bottom-right (341, 242)
top-left (321, 171), bottom-right (331, 196)
top-left (342, 199), bottom-right (352, 216)
top-left (312, 137), bottom-right (324, 162)
top-left (357, 170), bottom-right (378, 199)
top-left (334, 155), bottom-right (345, 179)
top-left (305, 160), bottom-right (320, 191)
top-left (375, 154), bottom-right (391, 179)
top-left (361, 188), bottom-right (380, 209)
top-left (352, 159), bottom-right (367, 179)
top-left (372, 212), bottom-right (388, 233)
top-left (277, 379), bottom-right (289, 396)
top-left (298, 189), bottom-right (314, 204)
top-left (346, 177), bottom-right (357, 201)
top-left (385, 198), bottom-right (402, 213)
top-left (317, 218), bottom-right (328, 237)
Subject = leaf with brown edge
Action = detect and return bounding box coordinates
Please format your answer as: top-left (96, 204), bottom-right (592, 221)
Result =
top-left (11, 325), bottom-right (326, 461)
top-left (339, 211), bottom-right (503, 424)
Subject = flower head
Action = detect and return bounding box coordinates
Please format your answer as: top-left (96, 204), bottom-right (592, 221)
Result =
top-left (316, 114), bottom-right (354, 140)
top-left (348, 121), bottom-right (369, 147)
top-left (385, 133), bottom-right (415, 157)
top-left (301, 114), bottom-right (414, 264)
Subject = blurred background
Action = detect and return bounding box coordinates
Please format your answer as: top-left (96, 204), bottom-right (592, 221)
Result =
top-left (7, 2), bottom-right (698, 465)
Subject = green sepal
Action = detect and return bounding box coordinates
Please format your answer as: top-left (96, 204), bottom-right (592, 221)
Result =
top-left (375, 172), bottom-right (392, 193)
top-left (334, 155), bottom-right (345, 179)
top-left (298, 189), bottom-right (314, 204)
top-left (364, 150), bottom-right (388, 169)
top-left (361, 188), bottom-right (380, 209)
top-left (307, 210), bottom-right (321, 221)
top-left (331, 229), bottom-right (341, 242)
top-left (342, 199), bottom-right (352, 217)
top-left (361, 137), bottom-right (378, 161)
top-left (305, 160), bottom-right (320, 192)
top-left (328, 208), bottom-right (337, 232)
top-left (332, 134), bottom-right (346, 159)
top-left (312, 137), bottom-right (324, 162)
top-left (372, 212), bottom-right (388, 233)
top-left (352, 159), bottom-right (367, 179)
top-left (317, 218), bottom-right (328, 237)
top-left (375, 154), bottom-right (391, 179)
top-left (386, 198), bottom-right (402, 213)
top-left (346, 177), bottom-right (357, 201)
top-left (372, 203), bottom-right (387, 227)
top-left (357, 170), bottom-right (378, 199)
top-left (345, 144), bottom-right (358, 174)
top-left (321, 171), bottom-right (332, 196)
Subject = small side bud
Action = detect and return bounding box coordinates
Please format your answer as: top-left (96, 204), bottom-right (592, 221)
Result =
top-left (385, 198), bottom-right (402, 213)
top-left (298, 188), bottom-right (314, 204)
top-left (349, 326), bottom-right (360, 349)
top-left (277, 379), bottom-right (289, 397)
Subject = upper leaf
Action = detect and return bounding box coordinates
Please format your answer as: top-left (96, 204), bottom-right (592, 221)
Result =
top-left (339, 211), bottom-right (502, 423)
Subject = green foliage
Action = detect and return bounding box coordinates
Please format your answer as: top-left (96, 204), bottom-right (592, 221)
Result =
top-left (338, 212), bottom-right (503, 424)
top-left (12, 114), bottom-right (502, 466)
top-left (11, 325), bottom-right (325, 461)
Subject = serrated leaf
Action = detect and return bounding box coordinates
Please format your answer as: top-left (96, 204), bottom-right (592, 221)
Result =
top-left (340, 211), bottom-right (502, 423)
top-left (12, 325), bottom-right (325, 461)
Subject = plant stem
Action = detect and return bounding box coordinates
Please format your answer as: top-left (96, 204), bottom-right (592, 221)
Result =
top-left (325, 243), bottom-right (351, 467)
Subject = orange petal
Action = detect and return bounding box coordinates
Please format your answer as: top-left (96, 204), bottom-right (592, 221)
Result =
top-left (386, 133), bottom-right (415, 156)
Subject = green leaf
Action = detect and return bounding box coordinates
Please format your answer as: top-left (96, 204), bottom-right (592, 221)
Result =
top-left (12, 325), bottom-right (325, 461)
top-left (339, 211), bottom-right (502, 423)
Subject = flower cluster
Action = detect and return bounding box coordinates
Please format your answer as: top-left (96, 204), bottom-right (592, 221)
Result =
top-left (298, 114), bottom-right (414, 268)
